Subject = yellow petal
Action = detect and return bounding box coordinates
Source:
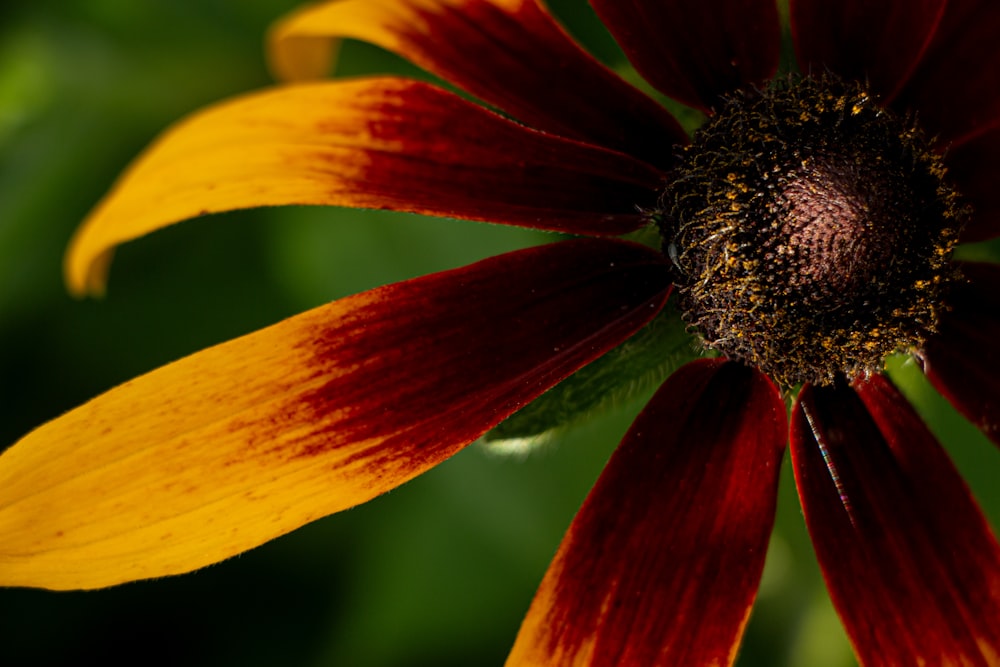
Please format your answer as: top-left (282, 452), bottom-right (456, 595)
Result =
top-left (66, 77), bottom-right (659, 296)
top-left (266, 0), bottom-right (687, 167)
top-left (267, 0), bottom-right (521, 81)
top-left (1, 239), bottom-right (671, 590)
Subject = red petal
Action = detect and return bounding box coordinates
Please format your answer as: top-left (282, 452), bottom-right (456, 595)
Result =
top-left (790, 0), bottom-right (946, 103)
top-left (0, 239), bottom-right (671, 589)
top-left (507, 359), bottom-right (786, 666)
top-left (590, 0), bottom-right (780, 112)
top-left (946, 126), bottom-right (1000, 243)
top-left (791, 375), bottom-right (1000, 666)
top-left (918, 261), bottom-right (1000, 445)
top-left (269, 0), bottom-right (686, 168)
top-left (893, 0), bottom-right (1000, 145)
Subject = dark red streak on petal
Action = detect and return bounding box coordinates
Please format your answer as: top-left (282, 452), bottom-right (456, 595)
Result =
top-left (318, 80), bottom-right (664, 235)
top-left (390, 0), bottom-right (687, 169)
top-left (789, 0), bottom-right (946, 104)
top-left (591, 0), bottom-right (780, 112)
top-left (792, 377), bottom-right (1000, 666)
top-left (946, 126), bottom-right (1000, 243)
top-left (919, 261), bottom-right (1000, 445)
top-left (254, 239), bottom-right (671, 479)
top-left (893, 0), bottom-right (1000, 145)
top-left (538, 359), bottom-right (785, 665)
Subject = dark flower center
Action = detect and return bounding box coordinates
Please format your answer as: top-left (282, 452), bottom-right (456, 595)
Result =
top-left (656, 76), bottom-right (966, 387)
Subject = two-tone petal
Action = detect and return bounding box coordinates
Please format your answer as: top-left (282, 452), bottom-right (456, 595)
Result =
top-left (590, 0), bottom-right (780, 112)
top-left (507, 359), bottom-right (786, 666)
top-left (919, 262), bottom-right (1000, 445)
top-left (67, 77), bottom-right (664, 296)
top-left (268, 0), bottom-right (686, 168)
top-left (792, 375), bottom-right (1000, 666)
top-left (0, 239), bottom-right (672, 591)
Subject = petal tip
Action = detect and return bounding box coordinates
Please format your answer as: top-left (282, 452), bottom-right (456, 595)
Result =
top-left (64, 237), bottom-right (111, 299)
top-left (265, 7), bottom-right (340, 82)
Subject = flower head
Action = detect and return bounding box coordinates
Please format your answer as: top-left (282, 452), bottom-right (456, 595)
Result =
top-left (3, 0), bottom-right (1000, 665)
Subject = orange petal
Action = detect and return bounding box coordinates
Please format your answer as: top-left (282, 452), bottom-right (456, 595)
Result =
top-left (1, 239), bottom-right (671, 590)
top-left (267, 0), bottom-right (686, 167)
top-left (66, 77), bottom-right (661, 296)
top-left (507, 359), bottom-right (786, 666)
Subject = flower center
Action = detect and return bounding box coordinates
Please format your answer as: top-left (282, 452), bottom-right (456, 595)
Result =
top-left (657, 76), bottom-right (966, 387)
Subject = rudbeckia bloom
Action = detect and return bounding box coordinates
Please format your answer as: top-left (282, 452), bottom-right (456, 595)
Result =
top-left (3, 0), bottom-right (1000, 663)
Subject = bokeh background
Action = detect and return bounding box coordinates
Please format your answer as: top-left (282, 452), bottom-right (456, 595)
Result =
top-left (2, 1), bottom-right (998, 665)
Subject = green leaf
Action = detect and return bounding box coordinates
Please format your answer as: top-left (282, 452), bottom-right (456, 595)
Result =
top-left (481, 297), bottom-right (702, 452)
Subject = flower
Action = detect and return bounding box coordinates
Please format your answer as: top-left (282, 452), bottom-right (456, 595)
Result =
top-left (2, 0), bottom-right (999, 664)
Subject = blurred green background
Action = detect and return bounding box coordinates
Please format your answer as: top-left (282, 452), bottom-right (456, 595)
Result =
top-left (1, 1), bottom-right (998, 666)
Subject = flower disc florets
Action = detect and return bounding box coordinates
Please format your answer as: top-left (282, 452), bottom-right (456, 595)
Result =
top-left (657, 76), bottom-right (966, 387)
